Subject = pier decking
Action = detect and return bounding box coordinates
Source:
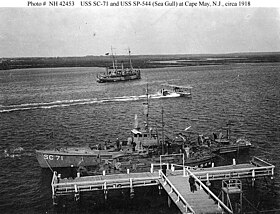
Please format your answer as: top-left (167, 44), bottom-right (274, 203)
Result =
top-left (51, 157), bottom-right (274, 213)
top-left (159, 173), bottom-right (228, 213)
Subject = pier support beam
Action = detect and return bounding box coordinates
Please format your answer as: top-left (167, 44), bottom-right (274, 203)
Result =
top-left (104, 182), bottom-right (108, 201)
top-left (158, 185), bottom-right (162, 195)
top-left (252, 170), bottom-right (255, 187)
top-left (167, 196), bottom-right (171, 208)
top-left (206, 173), bottom-right (211, 187)
top-left (130, 188), bottom-right (134, 199)
top-left (74, 184), bottom-right (80, 201)
top-left (129, 178), bottom-right (134, 199)
top-left (150, 164), bottom-right (154, 173)
top-left (221, 179), bottom-right (242, 214)
top-left (52, 195), bottom-right (57, 205)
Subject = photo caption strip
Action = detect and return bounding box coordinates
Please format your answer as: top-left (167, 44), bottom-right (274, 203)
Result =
top-left (0, 0), bottom-right (280, 7)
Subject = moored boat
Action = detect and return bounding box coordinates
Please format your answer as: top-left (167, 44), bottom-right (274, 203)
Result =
top-left (36, 132), bottom-right (215, 172)
top-left (197, 125), bottom-right (252, 154)
top-left (212, 136), bottom-right (251, 154)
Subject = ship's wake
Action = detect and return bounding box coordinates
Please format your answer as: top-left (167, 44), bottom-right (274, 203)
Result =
top-left (0, 92), bottom-right (180, 113)
top-left (2, 147), bottom-right (29, 158)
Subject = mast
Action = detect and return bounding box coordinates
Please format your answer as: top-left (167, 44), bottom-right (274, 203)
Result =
top-left (143, 83), bottom-right (149, 130)
top-left (161, 107), bottom-right (165, 155)
top-left (226, 121), bottom-right (233, 140)
top-left (128, 48), bottom-right (133, 70)
top-left (146, 83), bottom-right (149, 129)
top-left (111, 46), bottom-right (117, 72)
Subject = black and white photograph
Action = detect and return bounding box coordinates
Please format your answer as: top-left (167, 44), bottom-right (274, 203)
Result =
top-left (0, 1), bottom-right (280, 213)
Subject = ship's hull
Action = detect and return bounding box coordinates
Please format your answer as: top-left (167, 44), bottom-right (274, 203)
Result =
top-left (212, 138), bottom-right (251, 154)
top-left (185, 155), bottom-right (215, 168)
top-left (216, 144), bottom-right (251, 154)
top-left (36, 149), bottom-right (117, 168)
top-left (36, 148), bottom-right (215, 170)
top-left (85, 153), bottom-right (216, 175)
top-left (97, 73), bottom-right (141, 83)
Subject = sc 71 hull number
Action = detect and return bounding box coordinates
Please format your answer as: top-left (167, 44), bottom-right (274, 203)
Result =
top-left (44, 154), bottom-right (64, 160)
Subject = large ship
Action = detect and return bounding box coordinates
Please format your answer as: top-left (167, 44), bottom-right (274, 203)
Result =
top-left (96, 49), bottom-right (141, 83)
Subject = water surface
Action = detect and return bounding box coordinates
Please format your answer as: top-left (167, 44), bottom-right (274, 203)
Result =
top-left (0, 63), bottom-right (279, 213)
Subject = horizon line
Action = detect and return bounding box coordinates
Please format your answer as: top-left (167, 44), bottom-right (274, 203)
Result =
top-left (2, 50), bottom-right (280, 59)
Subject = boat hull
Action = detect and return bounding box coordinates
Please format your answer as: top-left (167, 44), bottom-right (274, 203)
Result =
top-left (36, 150), bottom-right (113, 168)
top-left (212, 138), bottom-right (251, 154)
top-left (217, 144), bottom-right (251, 154)
top-left (97, 73), bottom-right (141, 83)
top-left (87, 153), bottom-right (216, 175)
top-left (36, 148), bottom-right (215, 170)
top-left (185, 155), bottom-right (215, 168)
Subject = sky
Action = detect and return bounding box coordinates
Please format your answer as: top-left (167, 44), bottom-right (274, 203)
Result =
top-left (0, 7), bottom-right (280, 57)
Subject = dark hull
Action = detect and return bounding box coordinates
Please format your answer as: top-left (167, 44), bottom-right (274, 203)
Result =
top-left (216, 144), bottom-right (251, 154)
top-left (116, 153), bottom-right (216, 171)
top-left (36, 148), bottom-right (215, 171)
top-left (81, 154), bottom-right (216, 176)
top-left (97, 73), bottom-right (141, 83)
top-left (185, 155), bottom-right (215, 168)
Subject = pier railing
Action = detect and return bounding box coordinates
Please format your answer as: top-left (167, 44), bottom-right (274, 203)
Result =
top-left (190, 164), bottom-right (274, 182)
top-left (183, 168), bottom-right (233, 214)
top-left (51, 172), bottom-right (160, 196)
top-left (157, 162), bottom-right (233, 213)
top-left (51, 156), bottom-right (274, 212)
top-left (159, 170), bottom-right (196, 214)
top-left (150, 153), bottom-right (185, 172)
top-left (251, 156), bottom-right (274, 167)
top-left (167, 157), bottom-right (275, 182)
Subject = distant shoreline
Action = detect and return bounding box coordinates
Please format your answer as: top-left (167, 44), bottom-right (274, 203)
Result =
top-left (1, 52), bottom-right (280, 70)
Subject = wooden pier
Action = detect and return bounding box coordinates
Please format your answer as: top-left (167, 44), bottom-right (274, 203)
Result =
top-left (170, 156), bottom-right (275, 183)
top-left (159, 171), bottom-right (231, 213)
top-left (52, 171), bottom-right (160, 201)
top-left (51, 157), bottom-right (275, 213)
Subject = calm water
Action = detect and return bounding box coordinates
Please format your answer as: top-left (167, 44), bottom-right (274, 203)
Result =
top-left (0, 63), bottom-right (279, 213)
